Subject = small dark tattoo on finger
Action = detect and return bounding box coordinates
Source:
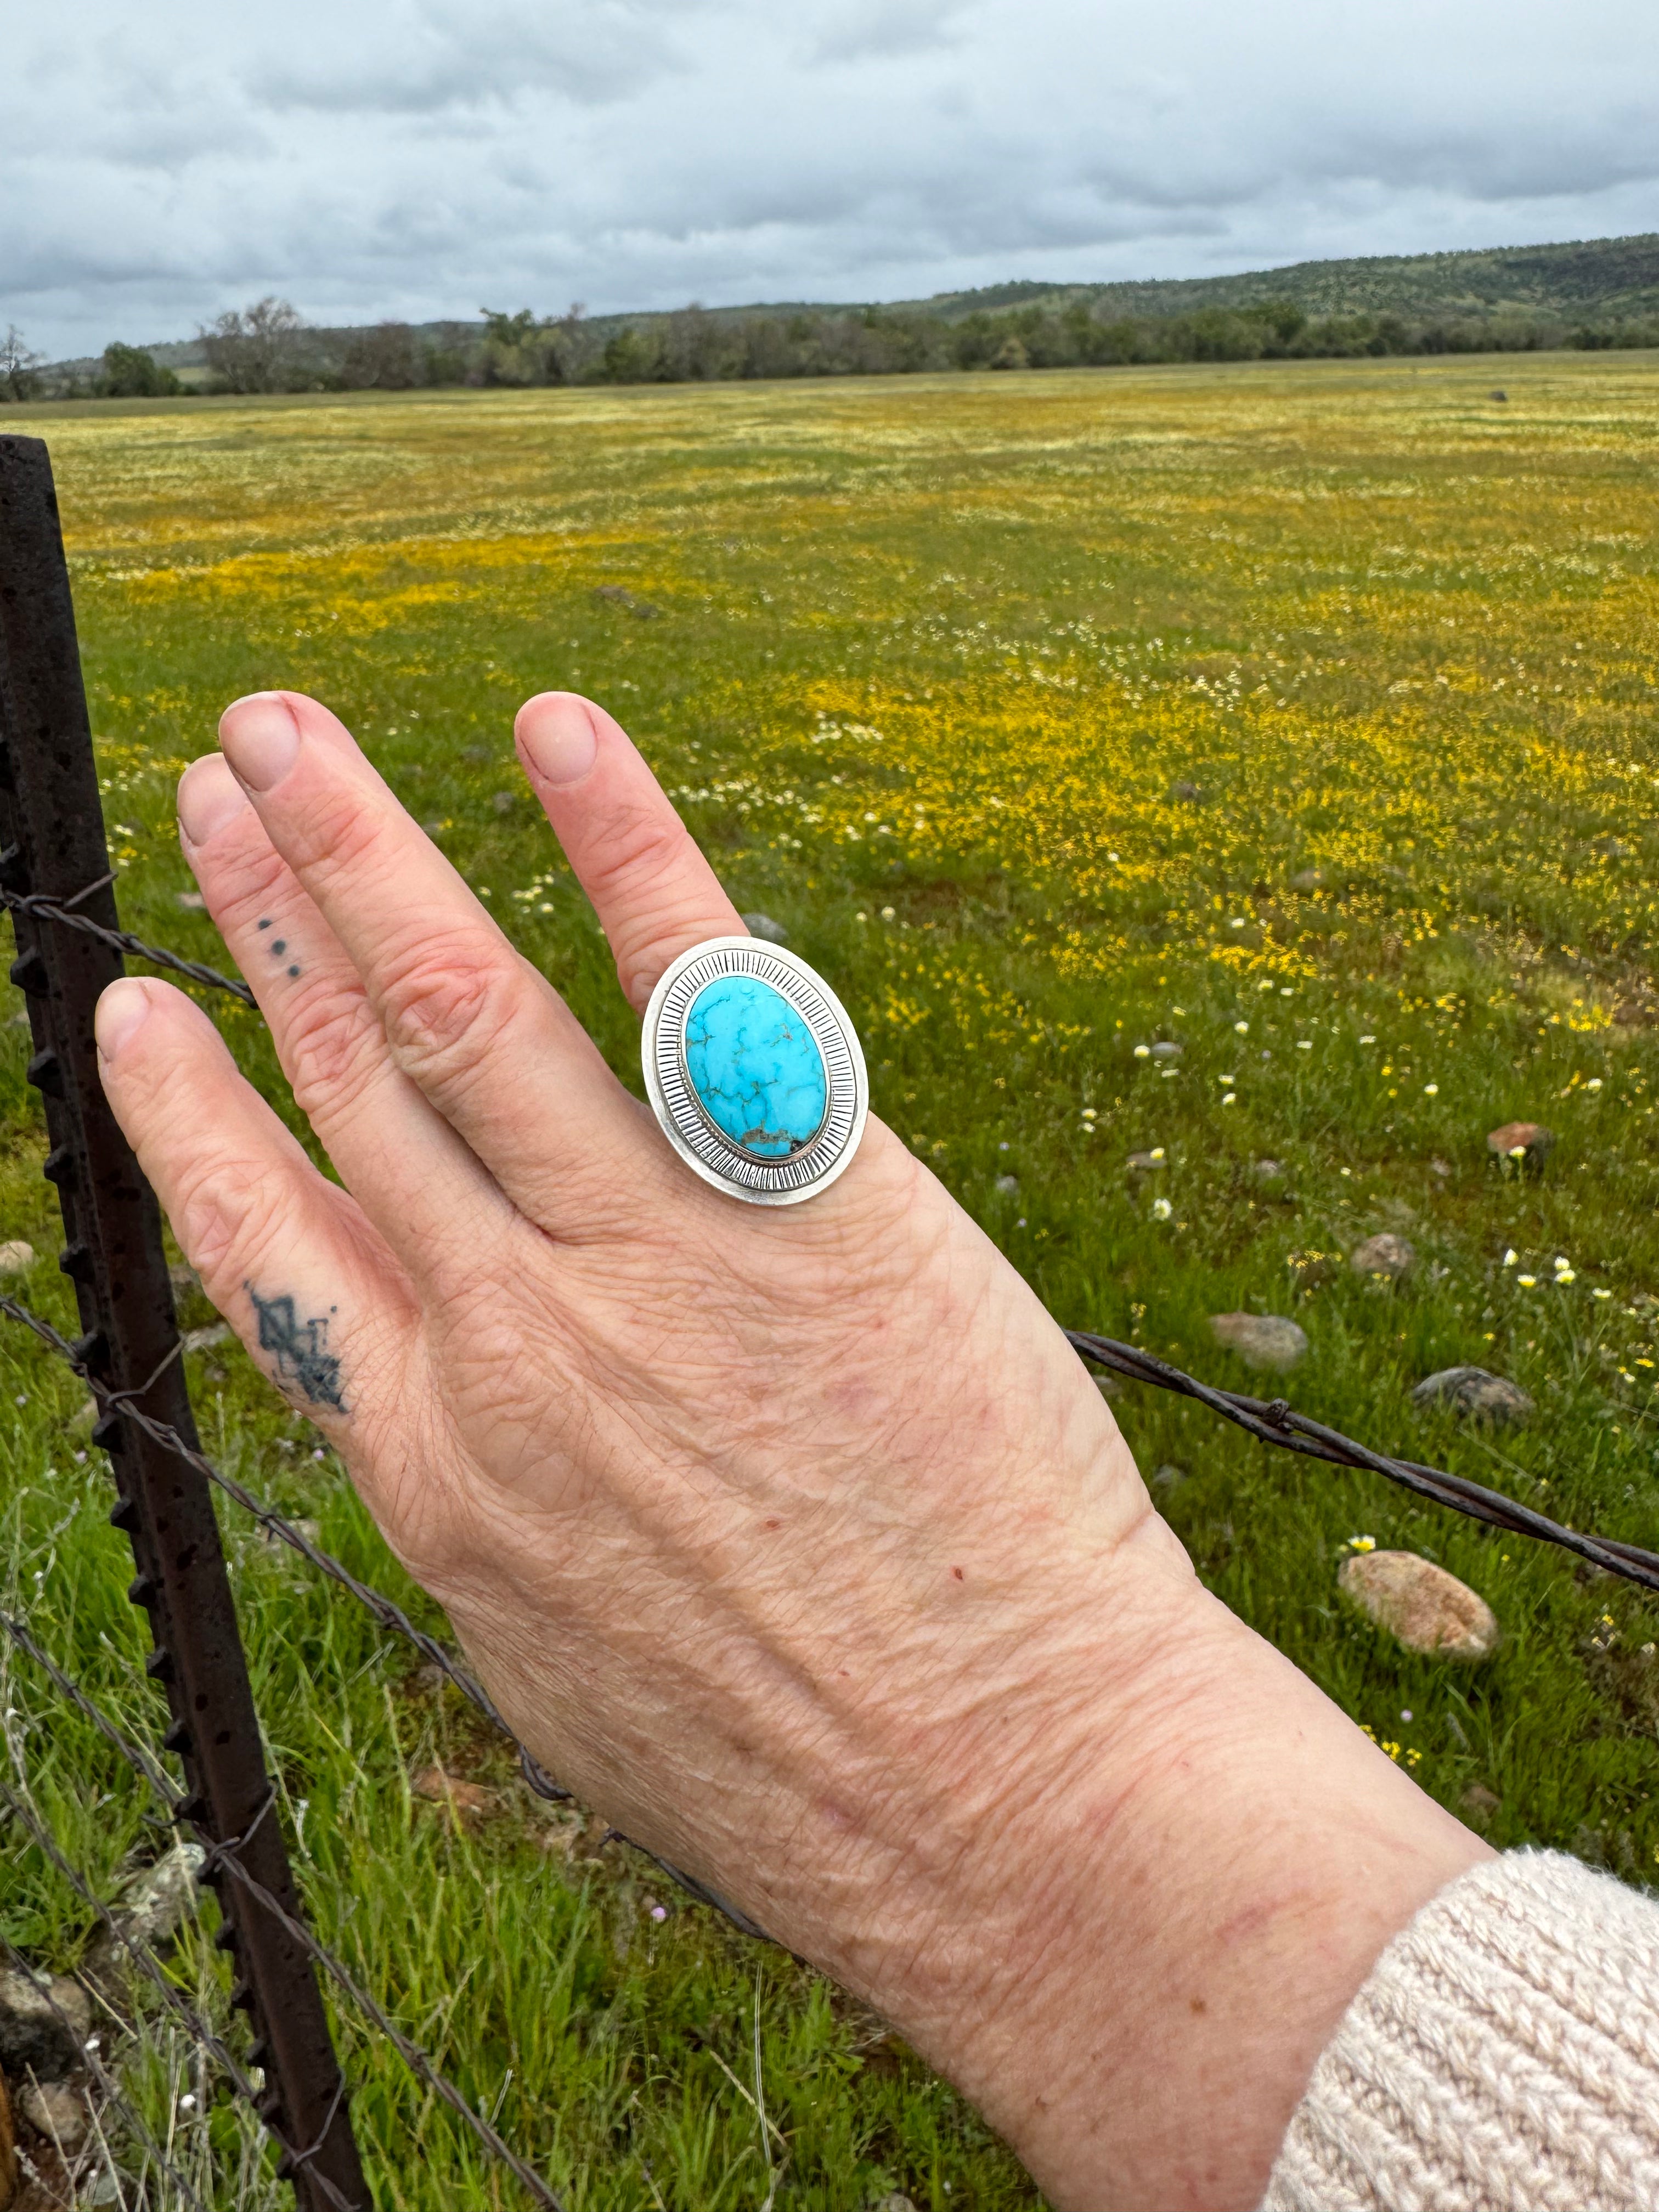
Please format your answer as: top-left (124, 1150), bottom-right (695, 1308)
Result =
top-left (246, 1285), bottom-right (347, 1412)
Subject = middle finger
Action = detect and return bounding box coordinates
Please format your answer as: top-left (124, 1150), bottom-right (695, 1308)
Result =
top-left (215, 689), bottom-right (661, 1231)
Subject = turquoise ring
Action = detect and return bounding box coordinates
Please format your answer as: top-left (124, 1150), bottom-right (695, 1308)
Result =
top-left (642, 936), bottom-right (868, 1205)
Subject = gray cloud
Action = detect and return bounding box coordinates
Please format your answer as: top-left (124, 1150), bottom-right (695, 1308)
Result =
top-left (3, 0), bottom-right (1655, 359)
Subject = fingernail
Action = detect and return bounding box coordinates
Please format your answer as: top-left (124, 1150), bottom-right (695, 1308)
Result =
top-left (516, 693), bottom-right (598, 786)
top-left (95, 978), bottom-right (152, 1063)
top-left (219, 692), bottom-right (301, 792)
top-left (177, 754), bottom-right (251, 847)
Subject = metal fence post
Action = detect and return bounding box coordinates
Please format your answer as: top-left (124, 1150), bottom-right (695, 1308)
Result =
top-left (0, 431), bottom-right (368, 2211)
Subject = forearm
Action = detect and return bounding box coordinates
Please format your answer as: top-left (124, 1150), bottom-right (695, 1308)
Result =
top-left (861, 1522), bottom-right (1488, 2211)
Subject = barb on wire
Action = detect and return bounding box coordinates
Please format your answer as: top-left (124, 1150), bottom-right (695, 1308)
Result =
top-left (1065, 1330), bottom-right (1659, 1596)
top-left (0, 1922), bottom-right (218, 2212)
top-left (0, 882), bottom-right (256, 1005)
top-left (1, 1612), bottom-right (567, 2212)
top-left (0, 1756), bottom-right (366, 2212)
top-left (0, 1293), bottom-right (565, 1796)
top-left (10, 863), bottom-right (1654, 1592)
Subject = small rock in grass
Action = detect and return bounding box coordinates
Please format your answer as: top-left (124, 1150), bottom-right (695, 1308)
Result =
top-left (20, 2080), bottom-right (89, 2154)
top-left (0, 1240), bottom-right (33, 1276)
top-left (1150, 1463), bottom-right (1186, 1493)
top-left (1351, 1232), bottom-right (1414, 1281)
top-left (1289, 868), bottom-right (1323, 891)
top-left (1210, 1312), bottom-right (1307, 1372)
top-left (1252, 1158), bottom-right (1285, 1179)
top-left (1413, 1367), bottom-right (1534, 1425)
top-left (411, 1765), bottom-right (499, 1819)
top-left (176, 889), bottom-right (206, 911)
top-left (594, 584), bottom-right (662, 619)
top-left (1286, 1249), bottom-right (1340, 1288)
top-left (461, 744), bottom-right (490, 764)
top-left (994, 1173), bottom-right (1019, 1194)
top-left (1460, 1782), bottom-right (1503, 1822)
top-left (1339, 1550), bottom-right (1500, 1661)
top-left (1170, 779), bottom-right (1205, 803)
top-left (490, 791), bottom-right (516, 815)
top-left (875, 2197), bottom-right (919, 2212)
top-left (1487, 1120), bottom-right (1553, 1166)
top-left (420, 817), bottom-right (444, 837)
top-left (0, 1967), bottom-right (91, 2080)
top-left (1149, 1040), bottom-right (1182, 1059)
top-left (742, 912), bottom-right (790, 945)
top-left (117, 1843), bottom-right (207, 1949)
top-left (1125, 1150), bottom-right (1165, 1171)
top-left (1430, 1156), bottom-right (1453, 1179)
top-left (1489, 388), bottom-right (1508, 402)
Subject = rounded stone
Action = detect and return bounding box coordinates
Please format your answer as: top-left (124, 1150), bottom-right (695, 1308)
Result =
top-left (1351, 1232), bottom-right (1414, 1280)
top-left (1412, 1366), bottom-right (1533, 1425)
top-left (1339, 1550), bottom-right (1500, 1661)
top-left (684, 974), bottom-right (827, 1159)
top-left (1210, 1312), bottom-right (1308, 1372)
top-left (1487, 1120), bottom-right (1553, 1165)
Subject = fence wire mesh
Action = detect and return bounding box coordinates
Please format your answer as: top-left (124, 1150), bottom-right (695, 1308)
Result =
top-left (7, 842), bottom-right (1659, 2209)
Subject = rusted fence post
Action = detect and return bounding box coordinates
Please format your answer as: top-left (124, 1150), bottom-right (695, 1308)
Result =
top-left (0, 432), bottom-right (367, 2211)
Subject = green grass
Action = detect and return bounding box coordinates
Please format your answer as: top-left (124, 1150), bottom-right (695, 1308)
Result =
top-left (4, 352), bottom-right (1659, 2206)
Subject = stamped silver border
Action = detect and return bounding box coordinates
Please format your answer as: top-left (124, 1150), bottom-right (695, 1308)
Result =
top-left (642, 936), bottom-right (868, 1206)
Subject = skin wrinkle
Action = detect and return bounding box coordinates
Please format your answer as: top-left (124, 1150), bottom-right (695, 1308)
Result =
top-left (97, 681), bottom-right (1493, 2211)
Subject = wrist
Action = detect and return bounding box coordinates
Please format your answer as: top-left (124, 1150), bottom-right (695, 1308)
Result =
top-left (857, 1517), bottom-right (1488, 2211)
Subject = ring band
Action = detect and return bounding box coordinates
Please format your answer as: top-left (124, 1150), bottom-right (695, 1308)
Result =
top-left (641, 936), bottom-right (868, 1206)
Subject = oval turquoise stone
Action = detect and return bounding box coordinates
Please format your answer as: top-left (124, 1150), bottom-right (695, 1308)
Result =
top-left (684, 974), bottom-right (828, 1158)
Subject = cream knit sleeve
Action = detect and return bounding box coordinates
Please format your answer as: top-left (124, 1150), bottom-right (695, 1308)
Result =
top-left (1262, 1850), bottom-right (1659, 2211)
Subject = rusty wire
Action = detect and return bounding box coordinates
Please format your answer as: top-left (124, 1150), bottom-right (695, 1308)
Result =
top-left (0, 883), bottom-right (256, 1005)
top-left (8, 879), bottom-right (1658, 1600)
top-left (1066, 1330), bottom-right (1659, 1595)
top-left (7, 869), bottom-right (1659, 2211)
top-left (0, 1775), bottom-right (359, 2212)
top-left (1, 1611), bottom-right (568, 2212)
top-left (0, 1920), bottom-right (218, 2212)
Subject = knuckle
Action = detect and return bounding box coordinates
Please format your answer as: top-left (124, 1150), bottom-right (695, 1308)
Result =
top-left (173, 1152), bottom-right (291, 1293)
top-left (376, 931), bottom-right (528, 1085)
top-left (583, 800), bottom-right (691, 905)
top-left (280, 984), bottom-right (386, 1118)
top-left (283, 777), bottom-right (387, 883)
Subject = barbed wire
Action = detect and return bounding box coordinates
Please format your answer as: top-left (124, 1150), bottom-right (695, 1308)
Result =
top-left (1, 1611), bottom-right (568, 2210)
top-left (6, 869), bottom-right (1659, 2210)
top-left (0, 1290), bottom-right (774, 1944)
top-left (0, 1293), bottom-right (563, 1793)
top-left (0, 1920), bottom-right (218, 2212)
top-left (0, 883), bottom-right (256, 1005)
top-left (9, 878), bottom-right (1657, 1601)
top-left (0, 1773), bottom-right (364, 2212)
top-left (1065, 1330), bottom-right (1659, 1595)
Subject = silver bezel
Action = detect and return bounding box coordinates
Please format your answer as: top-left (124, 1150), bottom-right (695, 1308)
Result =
top-left (642, 936), bottom-right (868, 1206)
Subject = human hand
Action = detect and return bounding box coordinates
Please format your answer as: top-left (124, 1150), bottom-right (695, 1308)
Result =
top-left (96, 689), bottom-right (1483, 2210)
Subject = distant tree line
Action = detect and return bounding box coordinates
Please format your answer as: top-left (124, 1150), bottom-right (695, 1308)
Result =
top-left (6, 291), bottom-right (1657, 404)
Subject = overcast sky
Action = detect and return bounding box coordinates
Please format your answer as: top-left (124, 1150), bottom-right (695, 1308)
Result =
top-left (5, 0), bottom-right (1656, 359)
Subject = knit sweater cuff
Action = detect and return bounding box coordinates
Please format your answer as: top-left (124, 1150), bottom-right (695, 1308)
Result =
top-left (1262, 1849), bottom-right (1659, 2211)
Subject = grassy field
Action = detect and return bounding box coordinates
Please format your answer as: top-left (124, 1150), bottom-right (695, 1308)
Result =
top-left (4, 352), bottom-right (1659, 2208)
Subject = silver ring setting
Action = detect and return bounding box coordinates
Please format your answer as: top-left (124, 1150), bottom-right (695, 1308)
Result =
top-left (642, 936), bottom-right (868, 1206)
